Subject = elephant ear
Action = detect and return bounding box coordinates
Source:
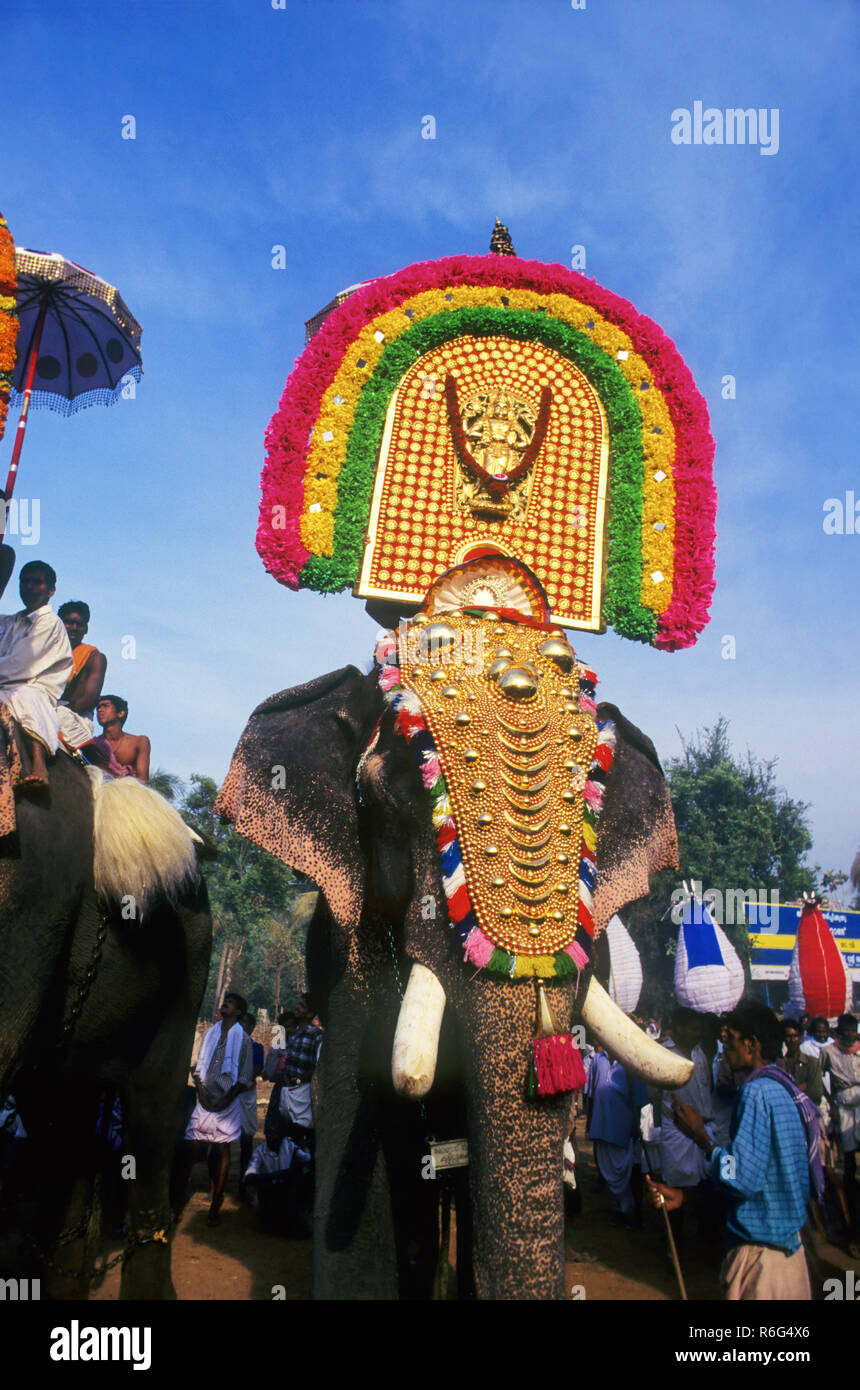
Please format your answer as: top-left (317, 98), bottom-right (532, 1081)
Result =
top-left (592, 701), bottom-right (678, 933)
top-left (215, 665), bottom-right (381, 930)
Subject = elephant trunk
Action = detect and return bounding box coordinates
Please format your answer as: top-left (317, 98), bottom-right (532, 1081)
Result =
top-left (391, 963), bottom-right (447, 1098)
top-left (393, 964), bottom-right (693, 1097)
top-left (580, 975), bottom-right (694, 1086)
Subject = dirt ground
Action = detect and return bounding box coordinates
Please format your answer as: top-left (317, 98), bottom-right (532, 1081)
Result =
top-left (88, 1108), bottom-right (858, 1301)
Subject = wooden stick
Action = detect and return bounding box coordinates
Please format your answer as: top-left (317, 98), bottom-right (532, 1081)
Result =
top-left (641, 1143), bottom-right (688, 1301)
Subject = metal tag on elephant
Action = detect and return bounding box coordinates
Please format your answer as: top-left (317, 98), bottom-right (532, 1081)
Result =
top-left (430, 1138), bottom-right (469, 1170)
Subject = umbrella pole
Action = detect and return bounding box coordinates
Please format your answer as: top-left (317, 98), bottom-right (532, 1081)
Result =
top-left (3, 303), bottom-right (47, 511)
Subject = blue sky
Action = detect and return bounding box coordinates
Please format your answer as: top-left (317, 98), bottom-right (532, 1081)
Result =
top-left (3, 0), bottom-right (858, 884)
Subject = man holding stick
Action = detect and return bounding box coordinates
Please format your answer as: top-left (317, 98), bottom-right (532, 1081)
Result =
top-left (646, 1002), bottom-right (818, 1300)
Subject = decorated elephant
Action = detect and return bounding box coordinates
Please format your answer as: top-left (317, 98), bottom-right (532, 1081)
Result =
top-left (218, 567), bottom-right (695, 1299)
top-left (0, 732), bottom-right (211, 1299)
top-left (219, 225), bottom-right (716, 1298)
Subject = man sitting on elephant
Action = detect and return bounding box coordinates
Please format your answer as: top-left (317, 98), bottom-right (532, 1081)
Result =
top-left (93, 695), bottom-right (151, 781)
top-left (0, 559), bottom-right (72, 790)
top-left (56, 599), bottom-right (107, 753)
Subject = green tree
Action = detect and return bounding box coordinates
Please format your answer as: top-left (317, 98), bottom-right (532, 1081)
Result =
top-left (626, 718), bottom-right (815, 1015)
top-left (815, 868), bottom-right (849, 901)
top-left (168, 774), bottom-right (304, 1018)
top-left (148, 767), bottom-right (182, 802)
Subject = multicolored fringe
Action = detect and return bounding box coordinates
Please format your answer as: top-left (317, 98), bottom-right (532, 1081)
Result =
top-left (373, 633), bottom-right (616, 982)
top-left (0, 211), bottom-right (17, 444)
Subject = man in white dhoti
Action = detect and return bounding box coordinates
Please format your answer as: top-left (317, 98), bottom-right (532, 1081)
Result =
top-left (0, 561), bottom-right (72, 789)
top-left (175, 992), bottom-right (253, 1227)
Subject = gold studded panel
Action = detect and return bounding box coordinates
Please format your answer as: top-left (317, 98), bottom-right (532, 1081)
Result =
top-left (356, 336), bottom-right (609, 631)
top-left (400, 611), bottom-right (599, 958)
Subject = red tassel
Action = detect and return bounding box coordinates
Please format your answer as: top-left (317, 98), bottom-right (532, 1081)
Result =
top-left (532, 1033), bottom-right (587, 1096)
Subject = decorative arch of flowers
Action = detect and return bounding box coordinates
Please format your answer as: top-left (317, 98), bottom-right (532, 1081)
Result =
top-left (258, 254), bottom-right (716, 651)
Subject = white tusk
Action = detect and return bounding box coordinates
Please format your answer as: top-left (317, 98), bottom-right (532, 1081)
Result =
top-left (581, 976), bottom-right (694, 1088)
top-left (392, 963), bottom-right (446, 1098)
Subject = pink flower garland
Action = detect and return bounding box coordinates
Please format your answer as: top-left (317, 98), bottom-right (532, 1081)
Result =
top-left (258, 255), bottom-right (716, 649)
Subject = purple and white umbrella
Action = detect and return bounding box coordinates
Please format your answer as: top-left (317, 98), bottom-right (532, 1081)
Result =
top-left (5, 247), bottom-right (143, 498)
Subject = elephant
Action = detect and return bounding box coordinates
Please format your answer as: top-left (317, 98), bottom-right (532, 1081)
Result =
top-left (0, 726), bottom-right (211, 1299)
top-left (218, 634), bottom-right (691, 1301)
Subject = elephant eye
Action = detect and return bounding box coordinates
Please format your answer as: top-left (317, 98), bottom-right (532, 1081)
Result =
top-left (359, 747), bottom-right (424, 830)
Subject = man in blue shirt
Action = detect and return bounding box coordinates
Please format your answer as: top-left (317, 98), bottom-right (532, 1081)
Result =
top-left (586, 1047), bottom-right (647, 1228)
top-left (647, 1002), bottom-right (812, 1300)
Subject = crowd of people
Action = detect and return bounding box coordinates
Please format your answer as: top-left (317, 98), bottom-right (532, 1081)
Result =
top-left (171, 983), bottom-right (860, 1302)
top-left (172, 992), bottom-right (323, 1236)
top-left (0, 557), bottom-right (150, 789)
top-left (577, 1001), bottom-right (860, 1299)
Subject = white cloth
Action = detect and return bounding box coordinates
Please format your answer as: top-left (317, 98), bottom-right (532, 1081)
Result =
top-left (0, 604), bottom-right (72, 755)
top-left (239, 1081), bottom-right (258, 1137)
top-left (801, 1036), bottom-right (833, 1059)
top-left (606, 914), bottom-right (643, 1014)
top-left (278, 1080), bottom-right (313, 1128)
top-left (245, 1138), bottom-right (298, 1178)
top-left (639, 1102), bottom-right (659, 1144)
top-left (185, 1022), bottom-right (252, 1144)
top-left (823, 1044), bottom-right (860, 1153)
top-left (197, 1019), bottom-right (244, 1085)
top-left (57, 704), bottom-right (94, 749)
top-left (563, 1138), bottom-right (577, 1190)
top-left (833, 1087), bottom-right (860, 1153)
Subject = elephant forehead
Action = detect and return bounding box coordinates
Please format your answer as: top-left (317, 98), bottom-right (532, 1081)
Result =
top-left (395, 610), bottom-right (613, 974)
top-left (218, 750), bottom-right (365, 931)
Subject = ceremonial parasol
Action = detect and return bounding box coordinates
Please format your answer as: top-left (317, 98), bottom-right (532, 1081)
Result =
top-left (0, 239), bottom-right (143, 592)
top-left (786, 896), bottom-right (851, 1021)
top-left (6, 247), bottom-right (143, 491)
top-left (674, 891), bottom-right (744, 1015)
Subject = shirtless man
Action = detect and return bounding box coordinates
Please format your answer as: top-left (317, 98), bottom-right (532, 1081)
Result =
top-left (56, 601), bottom-right (107, 750)
top-left (95, 695), bottom-right (150, 781)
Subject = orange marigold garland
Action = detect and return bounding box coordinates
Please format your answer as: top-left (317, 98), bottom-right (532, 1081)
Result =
top-left (0, 211), bottom-right (17, 444)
